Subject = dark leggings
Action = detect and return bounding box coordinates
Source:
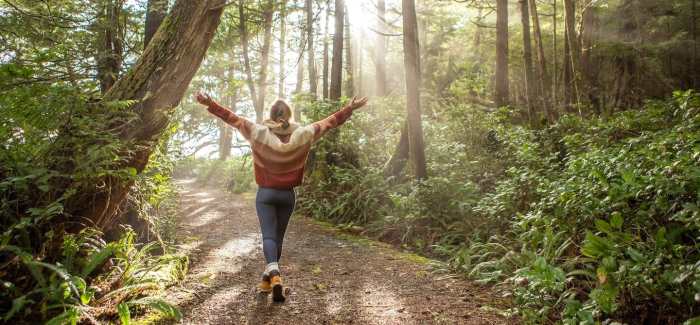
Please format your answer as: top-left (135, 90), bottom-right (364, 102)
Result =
top-left (255, 187), bottom-right (296, 264)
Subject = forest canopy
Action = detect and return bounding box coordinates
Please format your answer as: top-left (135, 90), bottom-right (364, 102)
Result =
top-left (1, 0), bottom-right (699, 324)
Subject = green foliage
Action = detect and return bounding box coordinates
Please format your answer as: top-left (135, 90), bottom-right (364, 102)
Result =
top-left (1, 47), bottom-right (186, 324)
top-left (1, 227), bottom-right (186, 323)
top-left (299, 91), bottom-right (700, 323)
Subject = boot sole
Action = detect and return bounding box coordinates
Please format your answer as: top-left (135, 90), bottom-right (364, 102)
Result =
top-left (272, 284), bottom-right (285, 302)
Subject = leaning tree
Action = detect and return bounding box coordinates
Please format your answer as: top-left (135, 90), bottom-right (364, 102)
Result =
top-left (69, 0), bottom-right (227, 230)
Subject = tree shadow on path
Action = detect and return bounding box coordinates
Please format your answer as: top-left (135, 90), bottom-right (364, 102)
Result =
top-left (156, 179), bottom-right (516, 325)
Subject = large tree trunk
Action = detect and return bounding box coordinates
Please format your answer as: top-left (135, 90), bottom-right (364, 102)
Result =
top-left (329, 0), bottom-right (345, 100)
top-left (344, 6), bottom-right (354, 97)
top-left (278, 0), bottom-right (288, 98)
top-left (294, 50), bottom-right (304, 122)
top-left (144, 0), bottom-right (168, 47)
top-left (220, 73), bottom-right (238, 160)
top-left (552, 0), bottom-right (558, 109)
top-left (239, 1), bottom-right (260, 122)
top-left (219, 121), bottom-right (233, 160)
top-left (77, 0), bottom-right (226, 230)
top-left (375, 0), bottom-right (388, 96)
top-left (495, 0), bottom-right (509, 107)
top-left (96, 0), bottom-right (124, 93)
top-left (383, 123), bottom-right (409, 178)
top-left (563, 0), bottom-right (581, 109)
top-left (581, 0), bottom-right (600, 113)
top-left (520, 0), bottom-right (536, 124)
top-left (402, 0), bottom-right (427, 180)
top-left (563, 28), bottom-right (573, 109)
top-left (322, 0), bottom-right (331, 99)
top-left (295, 47), bottom-right (305, 97)
top-left (257, 0), bottom-right (275, 117)
top-left (306, 0), bottom-right (318, 96)
top-left (693, 0), bottom-right (698, 88)
top-left (294, 0), bottom-right (306, 101)
top-left (529, 0), bottom-right (552, 121)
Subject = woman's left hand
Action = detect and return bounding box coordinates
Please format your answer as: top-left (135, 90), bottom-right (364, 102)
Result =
top-left (347, 96), bottom-right (369, 111)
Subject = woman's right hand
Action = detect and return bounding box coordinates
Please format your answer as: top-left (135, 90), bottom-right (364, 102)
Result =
top-left (195, 91), bottom-right (214, 106)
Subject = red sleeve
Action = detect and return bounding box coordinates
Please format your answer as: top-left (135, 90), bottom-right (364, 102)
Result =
top-left (206, 101), bottom-right (254, 139)
top-left (312, 105), bottom-right (354, 140)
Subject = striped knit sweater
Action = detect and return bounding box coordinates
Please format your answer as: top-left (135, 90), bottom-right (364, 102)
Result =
top-left (206, 101), bottom-right (354, 189)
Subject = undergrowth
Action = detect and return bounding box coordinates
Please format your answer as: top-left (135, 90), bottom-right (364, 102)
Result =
top-left (297, 90), bottom-right (700, 324)
top-left (1, 81), bottom-right (186, 323)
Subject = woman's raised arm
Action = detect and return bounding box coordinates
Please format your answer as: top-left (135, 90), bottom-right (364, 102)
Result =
top-left (312, 97), bottom-right (368, 140)
top-left (196, 91), bottom-right (254, 139)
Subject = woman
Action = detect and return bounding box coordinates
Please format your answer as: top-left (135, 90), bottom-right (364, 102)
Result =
top-left (195, 91), bottom-right (368, 302)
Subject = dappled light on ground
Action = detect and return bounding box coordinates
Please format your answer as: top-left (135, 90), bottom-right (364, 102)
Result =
top-left (150, 180), bottom-right (514, 324)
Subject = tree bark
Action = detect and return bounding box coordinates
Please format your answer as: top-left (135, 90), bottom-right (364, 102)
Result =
top-left (306, 0), bottom-right (318, 96)
top-left (330, 0), bottom-right (345, 100)
top-left (520, 0), bottom-right (536, 124)
top-left (495, 0), bottom-right (509, 107)
top-left (78, 0), bottom-right (226, 230)
top-left (295, 48), bottom-right (305, 97)
top-left (529, 0), bottom-right (552, 120)
top-left (693, 0), bottom-right (698, 88)
top-left (344, 6), bottom-right (354, 97)
top-left (383, 122), bottom-right (409, 178)
top-left (144, 0), bottom-right (168, 47)
top-left (323, 0), bottom-right (331, 99)
top-left (239, 1), bottom-right (260, 121)
top-left (563, 28), bottom-right (573, 109)
top-left (221, 66), bottom-right (238, 160)
top-left (375, 0), bottom-right (388, 96)
top-left (294, 51), bottom-right (304, 122)
top-left (219, 121), bottom-right (233, 160)
top-left (257, 0), bottom-right (275, 117)
top-left (294, 0), bottom-right (306, 102)
top-left (96, 0), bottom-right (124, 93)
top-left (581, 0), bottom-right (600, 113)
top-left (563, 0), bottom-right (581, 109)
top-left (401, 0), bottom-right (427, 180)
top-left (278, 0), bottom-right (288, 98)
top-left (552, 0), bottom-right (558, 109)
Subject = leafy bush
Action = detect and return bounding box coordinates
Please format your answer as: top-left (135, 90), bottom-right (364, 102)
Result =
top-left (1, 73), bottom-right (187, 323)
top-left (298, 90), bottom-right (700, 324)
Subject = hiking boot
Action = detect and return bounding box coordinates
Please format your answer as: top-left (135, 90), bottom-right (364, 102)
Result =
top-left (258, 274), bottom-right (272, 293)
top-left (269, 270), bottom-right (285, 302)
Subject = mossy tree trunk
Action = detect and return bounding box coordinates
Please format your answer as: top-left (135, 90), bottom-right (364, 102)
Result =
top-left (144, 0), bottom-right (168, 47)
top-left (95, 0), bottom-right (124, 93)
top-left (77, 0), bottom-right (226, 231)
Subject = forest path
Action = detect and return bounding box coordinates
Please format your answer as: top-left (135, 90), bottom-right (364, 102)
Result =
top-left (161, 179), bottom-right (514, 324)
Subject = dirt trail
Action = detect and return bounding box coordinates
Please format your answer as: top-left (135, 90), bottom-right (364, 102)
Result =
top-left (161, 179), bottom-right (515, 324)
